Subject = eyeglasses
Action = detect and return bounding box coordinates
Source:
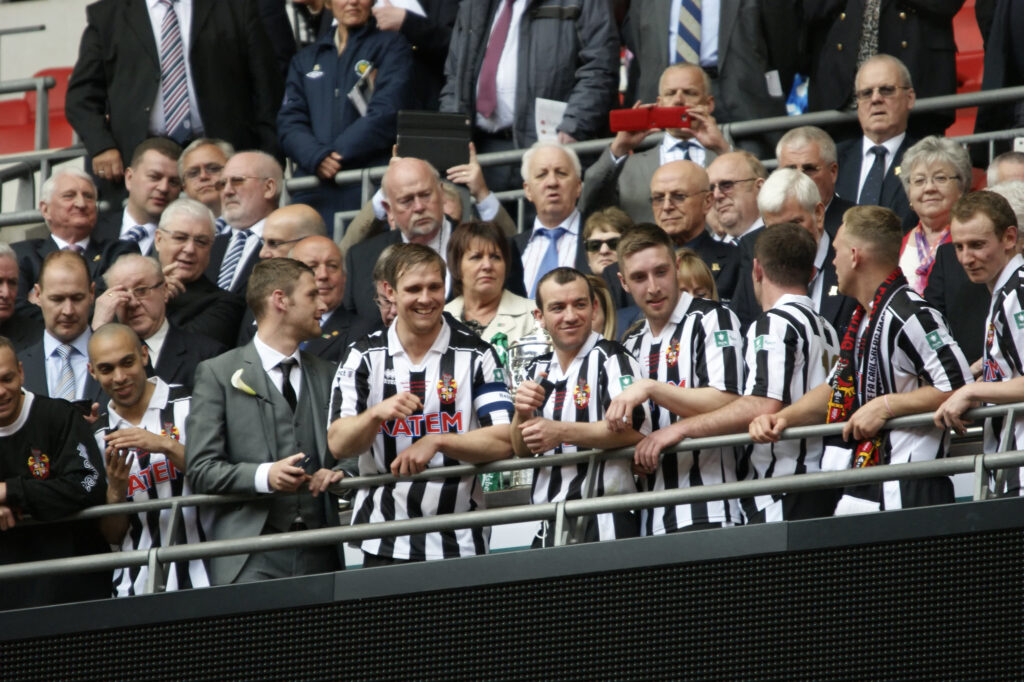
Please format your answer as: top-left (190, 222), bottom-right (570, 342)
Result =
top-left (264, 236), bottom-right (306, 250)
top-left (908, 173), bottom-right (959, 188)
top-left (127, 282), bottom-right (165, 299)
top-left (650, 190), bottom-right (708, 207)
top-left (854, 85), bottom-right (910, 102)
top-left (708, 178), bottom-right (757, 195)
top-left (585, 237), bottom-right (620, 253)
top-left (183, 163), bottom-right (224, 180)
top-left (214, 176), bottom-right (266, 191)
top-left (783, 163), bottom-right (824, 175)
top-left (157, 228), bottom-right (213, 249)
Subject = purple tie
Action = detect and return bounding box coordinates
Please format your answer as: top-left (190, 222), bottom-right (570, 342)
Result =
top-left (476, 0), bottom-right (515, 119)
top-left (62, 244), bottom-right (84, 254)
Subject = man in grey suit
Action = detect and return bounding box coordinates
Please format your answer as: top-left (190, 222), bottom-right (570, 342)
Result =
top-left (581, 64), bottom-right (730, 224)
top-left (186, 258), bottom-right (349, 585)
top-left (623, 0), bottom-right (795, 158)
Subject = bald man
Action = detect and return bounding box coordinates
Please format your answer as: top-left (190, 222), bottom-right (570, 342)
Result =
top-left (290, 236), bottom-right (369, 363)
top-left (258, 204), bottom-right (327, 259)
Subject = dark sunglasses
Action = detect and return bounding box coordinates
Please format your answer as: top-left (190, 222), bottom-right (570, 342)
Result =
top-left (585, 237), bottom-right (620, 253)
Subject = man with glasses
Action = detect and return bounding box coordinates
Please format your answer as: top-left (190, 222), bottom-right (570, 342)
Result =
top-left (581, 64), bottom-right (731, 224)
top-left (835, 55), bottom-right (918, 224)
top-left (179, 139), bottom-right (234, 236)
top-left (155, 198), bottom-right (246, 348)
top-left (776, 126), bottom-right (854, 241)
top-left (95, 139), bottom-right (184, 256)
top-left (93, 254), bottom-right (224, 391)
top-left (205, 152), bottom-right (284, 295)
top-left (706, 151), bottom-right (767, 243)
top-left (602, 160), bottom-right (740, 309)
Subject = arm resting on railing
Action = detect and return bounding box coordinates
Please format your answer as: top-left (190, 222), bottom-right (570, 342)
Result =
top-left (935, 376), bottom-right (1024, 433)
top-left (390, 424), bottom-right (513, 476)
top-left (844, 385), bottom-right (948, 442)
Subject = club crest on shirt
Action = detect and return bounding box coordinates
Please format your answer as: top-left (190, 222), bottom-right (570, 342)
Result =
top-left (437, 373), bottom-right (457, 404)
top-left (28, 449), bottom-right (50, 480)
top-left (665, 340), bottom-right (680, 367)
top-left (355, 59), bottom-right (373, 77)
top-left (1014, 312), bottom-right (1024, 330)
top-left (573, 379), bottom-right (591, 409)
top-left (161, 423), bottom-right (181, 441)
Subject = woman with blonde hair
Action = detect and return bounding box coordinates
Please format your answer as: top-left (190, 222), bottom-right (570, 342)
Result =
top-left (586, 274), bottom-right (618, 339)
top-left (675, 247), bottom-right (718, 301)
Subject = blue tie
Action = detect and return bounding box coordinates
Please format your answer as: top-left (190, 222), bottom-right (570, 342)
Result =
top-left (214, 216), bottom-right (230, 236)
top-left (123, 225), bottom-right (148, 243)
top-left (858, 145), bottom-right (887, 206)
top-left (530, 227), bottom-right (567, 299)
top-left (217, 229), bottom-right (250, 290)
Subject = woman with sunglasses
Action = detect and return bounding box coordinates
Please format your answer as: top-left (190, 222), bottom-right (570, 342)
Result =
top-left (582, 207), bottom-right (633, 275)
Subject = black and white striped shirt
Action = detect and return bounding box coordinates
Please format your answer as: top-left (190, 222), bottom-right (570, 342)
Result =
top-left (93, 378), bottom-right (208, 597)
top-left (742, 294), bottom-right (839, 515)
top-left (622, 293), bottom-right (744, 533)
top-left (822, 286), bottom-right (972, 509)
top-left (979, 257), bottom-right (1024, 481)
top-left (522, 332), bottom-right (651, 540)
top-left (330, 317), bottom-right (513, 561)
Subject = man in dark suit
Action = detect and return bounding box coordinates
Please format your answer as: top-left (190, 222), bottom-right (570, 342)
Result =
top-left (93, 253), bottom-right (224, 391)
top-left (603, 160), bottom-right (740, 309)
top-left (0, 243), bottom-right (41, 352)
top-left (834, 55), bottom-right (918, 225)
top-left (372, 0), bottom-right (459, 111)
top-left (94, 138), bottom-right (183, 255)
top-left (581, 64), bottom-right (728, 224)
top-left (344, 157), bottom-right (526, 321)
top-left (205, 152), bottom-right (283, 296)
top-left (802, 0), bottom-right (963, 139)
top-left (776, 125), bottom-right (856, 241)
top-left (186, 258), bottom-right (348, 585)
top-left (156, 198), bottom-right (245, 347)
top-left (65, 0), bottom-right (282, 199)
top-left (290, 236), bottom-right (368, 365)
top-left (731, 169), bottom-right (857, 333)
top-left (19, 251), bottom-right (105, 412)
top-left (623, 0), bottom-right (797, 157)
top-left (512, 142), bottom-right (591, 299)
top-left (13, 169), bottom-right (135, 321)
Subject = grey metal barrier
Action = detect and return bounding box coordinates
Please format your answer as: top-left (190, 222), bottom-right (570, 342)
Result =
top-left (0, 75), bottom-right (55, 151)
top-left (2, 402), bottom-right (1022, 593)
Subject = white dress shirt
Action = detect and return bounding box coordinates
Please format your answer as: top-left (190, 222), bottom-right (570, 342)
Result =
top-left (520, 210), bottom-right (581, 292)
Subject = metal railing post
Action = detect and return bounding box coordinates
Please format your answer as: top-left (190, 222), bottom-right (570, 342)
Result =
top-left (33, 80), bottom-right (49, 151)
top-left (972, 454), bottom-right (990, 501)
top-left (145, 548), bottom-right (166, 595)
top-left (552, 501), bottom-right (569, 547)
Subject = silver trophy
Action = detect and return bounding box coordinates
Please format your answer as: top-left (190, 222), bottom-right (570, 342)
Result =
top-left (507, 330), bottom-right (552, 488)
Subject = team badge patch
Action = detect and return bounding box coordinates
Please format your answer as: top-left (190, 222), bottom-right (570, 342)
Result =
top-left (1015, 312), bottom-right (1024, 330)
top-left (665, 340), bottom-right (680, 367)
top-left (573, 379), bottom-right (591, 409)
top-left (714, 330), bottom-right (738, 348)
top-left (926, 330), bottom-right (947, 351)
top-left (619, 375), bottom-right (634, 390)
top-left (437, 374), bottom-right (458, 404)
top-left (28, 449), bottom-right (50, 480)
top-left (355, 59), bottom-right (372, 77)
top-left (161, 423), bottom-right (181, 441)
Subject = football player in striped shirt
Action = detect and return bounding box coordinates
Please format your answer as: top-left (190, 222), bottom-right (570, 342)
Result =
top-left (935, 191), bottom-right (1024, 492)
top-left (89, 323), bottom-right (208, 596)
top-left (751, 206), bottom-right (972, 513)
top-left (635, 224), bottom-right (840, 522)
top-left (328, 244), bottom-right (514, 566)
top-left (511, 267), bottom-right (651, 545)
top-left (605, 223), bottom-right (745, 534)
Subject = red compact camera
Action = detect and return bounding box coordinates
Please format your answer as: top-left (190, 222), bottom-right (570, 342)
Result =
top-left (609, 106), bottom-right (690, 132)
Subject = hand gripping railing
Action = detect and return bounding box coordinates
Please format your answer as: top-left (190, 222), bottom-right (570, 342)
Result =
top-left (2, 402), bottom-right (1023, 595)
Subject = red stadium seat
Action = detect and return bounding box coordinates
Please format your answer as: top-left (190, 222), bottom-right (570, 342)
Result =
top-left (0, 66), bottom-right (75, 153)
top-left (947, 0), bottom-right (984, 138)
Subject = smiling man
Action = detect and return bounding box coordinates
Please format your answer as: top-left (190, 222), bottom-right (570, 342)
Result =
top-left (328, 243), bottom-right (513, 567)
top-left (605, 223), bottom-right (744, 535)
top-left (511, 267), bottom-right (650, 546)
top-left (935, 192), bottom-right (1024, 493)
top-left (513, 142), bottom-right (591, 298)
top-left (187, 258), bottom-right (346, 584)
top-left (835, 55), bottom-right (917, 223)
top-left (95, 138), bottom-right (183, 256)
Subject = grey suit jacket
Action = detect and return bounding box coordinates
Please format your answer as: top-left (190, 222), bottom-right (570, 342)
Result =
top-left (581, 144), bottom-right (718, 224)
top-left (624, 0), bottom-right (788, 155)
top-left (184, 341), bottom-right (336, 585)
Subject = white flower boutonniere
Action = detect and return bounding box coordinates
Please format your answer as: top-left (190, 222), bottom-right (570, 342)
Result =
top-left (231, 369), bottom-right (258, 396)
top-left (894, 166), bottom-right (901, 176)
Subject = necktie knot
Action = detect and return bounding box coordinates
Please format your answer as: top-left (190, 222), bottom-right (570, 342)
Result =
top-left (124, 225), bottom-right (148, 243)
top-left (870, 145), bottom-right (886, 159)
top-left (541, 226), bottom-right (567, 243)
top-left (529, 227), bottom-right (569, 298)
top-left (56, 344), bottom-right (73, 360)
top-left (277, 358), bottom-right (298, 412)
top-left (62, 244), bottom-right (84, 254)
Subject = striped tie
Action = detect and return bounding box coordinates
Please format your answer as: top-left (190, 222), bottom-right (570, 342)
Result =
top-left (123, 225), bottom-right (148, 243)
top-left (214, 216), bottom-right (230, 236)
top-left (217, 229), bottom-right (250, 290)
top-left (54, 344), bottom-right (76, 401)
top-left (675, 0), bottom-right (701, 65)
top-left (159, 0), bottom-right (191, 144)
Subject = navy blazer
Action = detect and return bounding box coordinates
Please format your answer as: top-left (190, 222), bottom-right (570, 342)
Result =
top-left (151, 324), bottom-right (227, 391)
top-left (923, 242), bottom-right (987, 363)
top-left (166, 275), bottom-right (246, 348)
top-left (835, 136), bottom-right (916, 225)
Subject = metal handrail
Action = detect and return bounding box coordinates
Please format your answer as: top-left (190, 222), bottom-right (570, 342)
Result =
top-left (0, 75), bottom-right (55, 151)
top-left (2, 402), bottom-right (1022, 587)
